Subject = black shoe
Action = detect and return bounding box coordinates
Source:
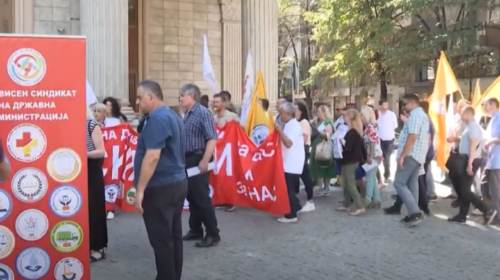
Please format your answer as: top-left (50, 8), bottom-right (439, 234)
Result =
top-left (406, 212), bottom-right (424, 227)
top-left (182, 231), bottom-right (204, 241)
top-left (422, 209), bottom-right (431, 216)
top-left (383, 206), bottom-right (401, 215)
top-left (447, 215), bottom-right (466, 224)
top-left (484, 209), bottom-right (498, 225)
top-left (195, 235), bottom-right (220, 248)
top-left (451, 200), bottom-right (460, 208)
top-left (391, 194), bottom-right (397, 200)
top-left (400, 216), bottom-right (411, 223)
top-left (427, 195), bottom-right (438, 202)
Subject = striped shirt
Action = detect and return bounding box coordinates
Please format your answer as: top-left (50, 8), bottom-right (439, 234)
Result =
top-left (86, 120), bottom-right (98, 152)
top-left (183, 102), bottom-right (218, 153)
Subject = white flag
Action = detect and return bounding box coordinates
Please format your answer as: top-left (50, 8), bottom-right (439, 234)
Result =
top-left (240, 52), bottom-right (254, 125)
top-left (445, 93), bottom-right (455, 138)
top-left (86, 80), bottom-right (98, 107)
top-left (202, 35), bottom-right (220, 94)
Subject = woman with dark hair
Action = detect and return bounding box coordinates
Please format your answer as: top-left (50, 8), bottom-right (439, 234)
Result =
top-left (102, 97), bottom-right (126, 124)
top-left (294, 101), bottom-right (316, 212)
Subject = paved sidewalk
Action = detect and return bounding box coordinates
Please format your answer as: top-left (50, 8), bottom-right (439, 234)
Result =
top-left (91, 193), bottom-right (500, 280)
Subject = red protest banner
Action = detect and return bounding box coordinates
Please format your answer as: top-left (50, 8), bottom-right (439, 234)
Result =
top-left (101, 122), bottom-right (290, 215)
top-left (0, 35), bottom-right (89, 280)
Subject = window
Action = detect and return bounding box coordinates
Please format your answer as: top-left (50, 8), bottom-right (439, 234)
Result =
top-left (129, 0), bottom-right (138, 25)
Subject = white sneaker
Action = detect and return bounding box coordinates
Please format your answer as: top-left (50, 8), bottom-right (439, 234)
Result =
top-left (106, 211), bottom-right (115, 220)
top-left (471, 208), bottom-right (482, 216)
top-left (277, 217), bottom-right (298, 223)
top-left (299, 202), bottom-right (316, 213)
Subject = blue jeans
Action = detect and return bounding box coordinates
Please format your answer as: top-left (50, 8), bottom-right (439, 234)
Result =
top-left (393, 156), bottom-right (421, 215)
top-left (426, 165), bottom-right (436, 196)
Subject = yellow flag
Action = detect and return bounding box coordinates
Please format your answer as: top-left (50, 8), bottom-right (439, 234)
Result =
top-left (244, 71), bottom-right (274, 144)
top-left (474, 76), bottom-right (500, 116)
top-left (253, 71), bottom-right (267, 99)
top-left (428, 51), bottom-right (461, 169)
top-left (471, 79), bottom-right (482, 108)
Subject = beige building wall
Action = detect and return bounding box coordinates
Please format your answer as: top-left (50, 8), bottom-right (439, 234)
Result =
top-left (146, 0), bottom-right (223, 105)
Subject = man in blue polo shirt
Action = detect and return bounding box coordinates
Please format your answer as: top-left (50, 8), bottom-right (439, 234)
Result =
top-left (133, 80), bottom-right (187, 280)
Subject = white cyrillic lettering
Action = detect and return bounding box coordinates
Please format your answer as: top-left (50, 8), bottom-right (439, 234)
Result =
top-left (0, 90), bottom-right (28, 97)
top-left (0, 102), bottom-right (10, 109)
top-left (214, 143), bottom-right (232, 176)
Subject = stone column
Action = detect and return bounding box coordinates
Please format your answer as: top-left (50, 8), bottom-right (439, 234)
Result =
top-left (242, 0), bottom-right (278, 104)
top-left (80, 0), bottom-right (128, 103)
top-left (220, 0), bottom-right (242, 104)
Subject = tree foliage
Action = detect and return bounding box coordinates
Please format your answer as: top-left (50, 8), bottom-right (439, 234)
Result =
top-left (306, 0), bottom-right (493, 99)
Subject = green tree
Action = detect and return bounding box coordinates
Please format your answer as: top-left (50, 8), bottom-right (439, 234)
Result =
top-left (278, 0), bottom-right (316, 109)
top-left (306, 0), bottom-right (492, 100)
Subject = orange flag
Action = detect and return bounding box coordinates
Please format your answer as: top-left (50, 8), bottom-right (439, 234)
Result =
top-left (471, 79), bottom-right (482, 108)
top-left (428, 51), bottom-right (461, 169)
top-left (474, 76), bottom-right (500, 116)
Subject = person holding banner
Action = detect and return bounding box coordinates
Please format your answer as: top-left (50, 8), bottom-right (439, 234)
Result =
top-left (85, 107), bottom-right (108, 262)
top-left (134, 80), bottom-right (188, 280)
top-left (275, 102), bottom-right (305, 223)
top-left (179, 83), bottom-right (220, 248)
top-left (213, 92), bottom-right (239, 212)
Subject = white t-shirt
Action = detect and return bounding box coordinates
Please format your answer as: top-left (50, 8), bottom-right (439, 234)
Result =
top-left (103, 117), bottom-right (121, 127)
top-left (281, 119), bottom-right (305, 174)
top-left (377, 110), bottom-right (398, 141)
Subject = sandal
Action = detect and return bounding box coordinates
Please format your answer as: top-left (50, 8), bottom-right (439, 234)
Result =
top-left (336, 207), bottom-right (350, 212)
top-left (90, 249), bottom-right (106, 263)
top-left (371, 201), bottom-right (381, 209)
top-left (348, 208), bottom-right (365, 216)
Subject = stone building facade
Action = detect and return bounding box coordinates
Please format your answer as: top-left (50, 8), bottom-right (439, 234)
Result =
top-left (1, 0), bottom-right (278, 113)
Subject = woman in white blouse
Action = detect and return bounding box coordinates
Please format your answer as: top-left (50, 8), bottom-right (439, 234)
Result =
top-left (294, 101), bottom-right (316, 212)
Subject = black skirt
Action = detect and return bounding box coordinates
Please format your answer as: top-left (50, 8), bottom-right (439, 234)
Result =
top-left (87, 158), bottom-right (108, 251)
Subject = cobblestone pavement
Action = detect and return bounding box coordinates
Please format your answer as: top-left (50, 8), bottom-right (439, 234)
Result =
top-left (91, 183), bottom-right (500, 280)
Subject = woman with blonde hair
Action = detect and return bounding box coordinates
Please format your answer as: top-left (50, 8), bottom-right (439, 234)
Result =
top-left (309, 105), bottom-right (336, 196)
top-left (86, 106), bottom-right (108, 262)
top-left (93, 103), bottom-right (121, 128)
top-left (355, 106), bottom-right (383, 208)
top-left (337, 109), bottom-right (366, 216)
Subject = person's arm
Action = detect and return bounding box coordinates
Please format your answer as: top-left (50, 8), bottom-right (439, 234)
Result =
top-left (486, 115), bottom-right (500, 146)
top-left (0, 141), bottom-right (10, 181)
top-left (201, 110), bottom-right (218, 163)
top-left (299, 120), bottom-right (311, 145)
top-left (368, 127), bottom-right (378, 161)
top-left (88, 125), bottom-right (106, 159)
top-left (278, 124), bottom-right (301, 148)
top-left (400, 115), bottom-right (420, 159)
top-left (392, 111), bottom-right (398, 130)
top-left (136, 115), bottom-right (171, 194)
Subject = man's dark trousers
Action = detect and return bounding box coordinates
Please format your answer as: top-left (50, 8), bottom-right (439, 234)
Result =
top-left (380, 139), bottom-right (394, 180)
top-left (185, 152), bottom-right (220, 238)
top-left (142, 179), bottom-right (188, 280)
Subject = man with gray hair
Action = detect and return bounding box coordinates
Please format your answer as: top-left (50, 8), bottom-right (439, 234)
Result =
top-left (133, 80), bottom-right (187, 280)
top-left (178, 83), bottom-right (220, 247)
top-left (274, 102), bottom-right (305, 223)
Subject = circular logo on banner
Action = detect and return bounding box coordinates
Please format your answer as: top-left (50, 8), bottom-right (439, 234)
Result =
top-left (11, 168), bottom-right (48, 203)
top-left (54, 257), bottom-right (84, 280)
top-left (0, 189), bottom-right (13, 222)
top-left (15, 209), bottom-right (49, 241)
top-left (250, 125), bottom-right (269, 145)
top-left (0, 157), bottom-right (10, 184)
top-left (15, 247), bottom-right (50, 279)
top-left (50, 221), bottom-right (83, 252)
top-left (6, 123), bottom-right (47, 162)
top-left (0, 264), bottom-right (14, 280)
top-left (125, 187), bottom-right (136, 205)
top-left (7, 48), bottom-right (47, 87)
top-left (104, 184), bottom-right (119, 203)
top-left (0, 226), bottom-right (15, 260)
top-left (184, 184), bottom-right (214, 210)
top-left (47, 149), bottom-right (81, 182)
top-left (49, 185), bottom-right (82, 218)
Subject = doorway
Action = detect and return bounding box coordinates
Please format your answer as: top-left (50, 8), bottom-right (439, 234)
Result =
top-left (0, 0), bottom-right (14, 33)
top-left (128, 0), bottom-right (139, 111)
